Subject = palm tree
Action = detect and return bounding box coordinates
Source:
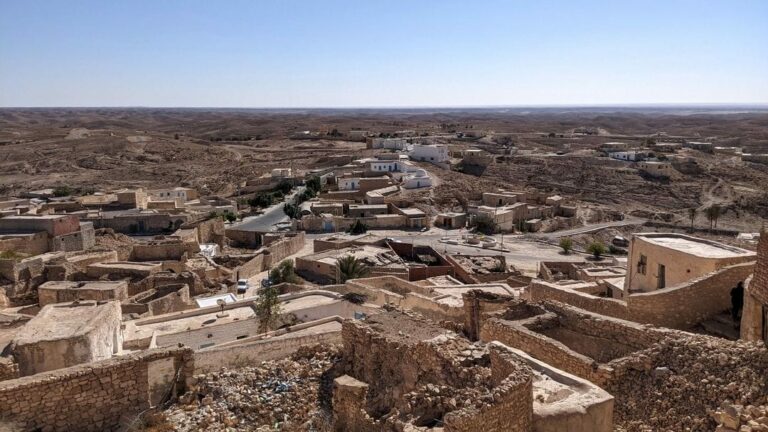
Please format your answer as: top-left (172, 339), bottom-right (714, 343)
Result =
top-left (705, 205), bottom-right (721, 231)
top-left (336, 255), bottom-right (370, 283)
top-left (687, 208), bottom-right (697, 232)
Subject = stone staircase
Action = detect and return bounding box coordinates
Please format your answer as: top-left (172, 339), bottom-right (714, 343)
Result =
top-left (700, 312), bottom-right (740, 340)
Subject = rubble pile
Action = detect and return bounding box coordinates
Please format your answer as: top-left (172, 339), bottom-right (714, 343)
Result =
top-left (94, 228), bottom-right (136, 260)
top-left (164, 346), bottom-right (340, 431)
top-left (712, 403), bottom-right (768, 432)
top-left (610, 335), bottom-right (768, 432)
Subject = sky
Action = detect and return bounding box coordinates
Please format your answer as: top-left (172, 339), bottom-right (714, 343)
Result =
top-left (1, 0), bottom-right (767, 107)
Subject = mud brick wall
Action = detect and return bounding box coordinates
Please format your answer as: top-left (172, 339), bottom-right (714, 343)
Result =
top-left (0, 347), bottom-right (193, 432)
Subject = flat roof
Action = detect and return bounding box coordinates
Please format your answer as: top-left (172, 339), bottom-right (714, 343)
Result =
top-left (38, 281), bottom-right (127, 291)
top-left (636, 233), bottom-right (755, 258)
top-left (13, 301), bottom-right (118, 344)
top-left (398, 208), bottom-right (425, 216)
top-left (195, 293), bottom-right (238, 308)
top-left (128, 304), bottom-right (257, 340)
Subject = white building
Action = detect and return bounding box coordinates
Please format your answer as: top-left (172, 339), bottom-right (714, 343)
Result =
top-left (402, 169), bottom-right (433, 189)
top-left (608, 151), bottom-right (645, 162)
top-left (410, 144), bottom-right (449, 164)
top-left (338, 177), bottom-right (360, 191)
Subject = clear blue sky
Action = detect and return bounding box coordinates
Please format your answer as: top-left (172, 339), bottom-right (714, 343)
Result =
top-left (1, 0), bottom-right (767, 107)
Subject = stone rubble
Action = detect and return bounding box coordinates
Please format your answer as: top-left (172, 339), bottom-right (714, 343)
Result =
top-left (610, 335), bottom-right (768, 432)
top-left (162, 346), bottom-right (340, 431)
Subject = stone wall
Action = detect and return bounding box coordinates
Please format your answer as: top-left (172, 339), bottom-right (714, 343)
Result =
top-left (742, 233), bottom-right (767, 342)
top-left (236, 253), bottom-right (265, 279)
top-left (193, 318), bottom-right (342, 374)
top-left (530, 261), bottom-right (755, 330)
top-left (264, 232), bottom-right (305, 267)
top-left (51, 222), bottom-right (96, 252)
top-left (0, 347), bottom-right (193, 432)
top-left (480, 301), bottom-right (670, 388)
top-left (0, 231), bottom-right (50, 255)
top-left (628, 261), bottom-right (754, 328)
top-left (132, 240), bottom-right (187, 261)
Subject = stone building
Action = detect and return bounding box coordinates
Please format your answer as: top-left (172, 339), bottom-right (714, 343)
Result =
top-left (10, 300), bottom-right (122, 376)
top-left (626, 233), bottom-right (755, 293)
top-left (37, 280), bottom-right (129, 306)
top-left (741, 232), bottom-right (767, 344)
top-left (331, 309), bottom-right (613, 431)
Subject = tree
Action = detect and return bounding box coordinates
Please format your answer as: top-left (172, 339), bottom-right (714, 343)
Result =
top-left (688, 208), bottom-right (697, 231)
top-left (348, 219), bottom-right (368, 235)
top-left (249, 193), bottom-right (273, 208)
top-left (305, 176), bottom-right (322, 194)
top-left (336, 255), bottom-right (370, 283)
top-left (222, 211), bottom-right (237, 223)
top-left (587, 241), bottom-right (607, 260)
top-left (283, 203), bottom-right (300, 219)
top-left (53, 185), bottom-right (72, 197)
top-left (559, 237), bottom-right (573, 254)
top-left (255, 284), bottom-right (281, 333)
top-left (275, 179), bottom-right (294, 195)
top-left (474, 216), bottom-right (496, 235)
top-left (705, 205), bottom-right (721, 230)
top-left (268, 260), bottom-right (299, 285)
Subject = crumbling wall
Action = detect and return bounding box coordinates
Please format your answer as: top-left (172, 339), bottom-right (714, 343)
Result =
top-left (0, 232), bottom-right (49, 255)
top-left (480, 302), bottom-right (668, 388)
top-left (0, 347), bottom-right (193, 432)
top-left (131, 240), bottom-right (187, 261)
top-left (442, 345), bottom-right (533, 432)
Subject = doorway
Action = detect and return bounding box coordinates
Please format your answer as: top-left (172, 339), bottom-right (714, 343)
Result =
top-left (657, 264), bottom-right (666, 289)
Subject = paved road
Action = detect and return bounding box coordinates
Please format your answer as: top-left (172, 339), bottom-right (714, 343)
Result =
top-left (233, 187), bottom-right (305, 232)
top-left (529, 216), bottom-right (645, 241)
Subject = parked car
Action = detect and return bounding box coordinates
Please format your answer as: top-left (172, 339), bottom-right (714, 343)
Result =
top-left (236, 279), bottom-right (249, 294)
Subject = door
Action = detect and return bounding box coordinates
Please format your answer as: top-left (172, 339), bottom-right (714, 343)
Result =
top-left (657, 264), bottom-right (666, 289)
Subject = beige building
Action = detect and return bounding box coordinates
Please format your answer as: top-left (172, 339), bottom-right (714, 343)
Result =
top-left (626, 233), bottom-right (756, 293)
top-left (37, 280), bottom-right (129, 306)
top-left (637, 161), bottom-right (681, 179)
top-left (10, 301), bottom-right (122, 376)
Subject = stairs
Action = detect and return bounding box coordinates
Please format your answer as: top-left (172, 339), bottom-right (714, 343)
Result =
top-left (700, 312), bottom-right (740, 340)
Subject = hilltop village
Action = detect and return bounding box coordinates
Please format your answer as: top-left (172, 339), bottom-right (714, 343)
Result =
top-left (0, 124), bottom-right (767, 432)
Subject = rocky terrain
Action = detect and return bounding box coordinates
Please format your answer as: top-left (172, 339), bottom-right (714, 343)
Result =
top-left (610, 335), bottom-right (768, 432)
top-left (159, 346), bottom-right (340, 432)
top-left (3, 109), bottom-right (768, 231)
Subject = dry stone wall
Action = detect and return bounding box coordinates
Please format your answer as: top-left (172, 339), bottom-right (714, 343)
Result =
top-left (0, 347), bottom-right (193, 432)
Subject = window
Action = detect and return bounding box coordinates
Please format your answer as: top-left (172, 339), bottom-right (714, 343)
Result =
top-left (637, 254), bottom-right (647, 275)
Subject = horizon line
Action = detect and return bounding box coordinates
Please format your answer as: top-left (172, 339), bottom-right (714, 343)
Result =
top-left (2, 102), bottom-right (768, 110)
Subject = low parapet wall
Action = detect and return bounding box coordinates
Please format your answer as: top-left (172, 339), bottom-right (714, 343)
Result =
top-left (0, 347), bottom-right (193, 432)
top-left (193, 316), bottom-right (344, 374)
